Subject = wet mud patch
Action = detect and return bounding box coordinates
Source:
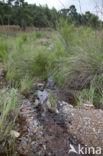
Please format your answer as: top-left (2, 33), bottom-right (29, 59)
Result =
top-left (36, 110), bottom-right (71, 155)
top-left (35, 105), bottom-right (87, 156)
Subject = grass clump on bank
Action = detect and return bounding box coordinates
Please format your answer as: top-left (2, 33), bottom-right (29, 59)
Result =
top-left (0, 88), bottom-right (18, 153)
top-left (20, 75), bottom-right (33, 96)
top-left (58, 20), bottom-right (103, 108)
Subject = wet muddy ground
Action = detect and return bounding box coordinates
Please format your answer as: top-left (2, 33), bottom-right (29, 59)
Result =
top-left (16, 104), bottom-right (82, 156)
top-left (14, 80), bottom-right (89, 156)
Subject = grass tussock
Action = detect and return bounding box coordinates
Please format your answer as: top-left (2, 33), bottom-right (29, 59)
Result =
top-left (20, 75), bottom-right (33, 95)
top-left (0, 88), bottom-right (18, 153)
top-left (62, 30), bottom-right (103, 88)
top-left (58, 21), bottom-right (103, 108)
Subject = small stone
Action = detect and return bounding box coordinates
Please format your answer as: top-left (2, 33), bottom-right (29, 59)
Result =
top-left (23, 126), bottom-right (27, 131)
top-left (36, 83), bottom-right (44, 87)
top-left (83, 102), bottom-right (94, 109)
top-left (36, 151), bottom-right (42, 156)
top-left (21, 140), bottom-right (27, 148)
top-left (43, 145), bottom-right (46, 150)
top-left (34, 99), bottom-right (39, 106)
top-left (93, 128), bottom-right (96, 133)
top-left (31, 141), bottom-right (35, 145)
top-left (10, 130), bottom-right (20, 138)
top-left (28, 137), bottom-right (31, 142)
top-left (62, 101), bottom-right (73, 108)
top-left (35, 83), bottom-right (44, 90)
top-left (33, 120), bottom-right (39, 127)
top-left (98, 129), bottom-right (101, 134)
top-left (49, 106), bottom-right (57, 113)
top-left (46, 100), bottom-right (52, 109)
top-left (56, 109), bottom-right (59, 114)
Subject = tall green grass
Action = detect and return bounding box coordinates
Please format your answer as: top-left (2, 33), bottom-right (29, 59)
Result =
top-left (1, 26), bottom-right (103, 108)
top-left (61, 28), bottom-right (103, 88)
top-left (20, 75), bottom-right (33, 95)
top-left (0, 40), bottom-right (8, 61)
top-left (2, 31), bottom-right (66, 89)
top-left (0, 88), bottom-right (18, 153)
top-left (58, 20), bottom-right (103, 108)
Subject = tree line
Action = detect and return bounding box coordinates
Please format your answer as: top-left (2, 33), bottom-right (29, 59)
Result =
top-left (0, 0), bottom-right (102, 29)
top-left (60, 5), bottom-right (102, 28)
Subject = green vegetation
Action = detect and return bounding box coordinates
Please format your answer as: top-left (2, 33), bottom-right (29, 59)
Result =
top-left (0, 88), bottom-right (18, 153)
top-left (59, 23), bottom-right (103, 87)
top-left (0, 39), bottom-right (8, 61)
top-left (0, 14), bottom-right (103, 154)
top-left (0, 1), bottom-right (103, 154)
top-left (1, 24), bottom-right (103, 109)
top-left (20, 75), bottom-right (33, 95)
top-left (4, 31), bottom-right (49, 87)
top-left (60, 6), bottom-right (101, 28)
top-left (48, 93), bottom-right (57, 107)
top-left (0, 30), bottom-right (65, 89)
top-left (0, 1), bottom-right (102, 29)
top-left (0, 0), bottom-right (59, 29)
top-left (77, 78), bottom-right (96, 106)
top-left (58, 21), bottom-right (103, 108)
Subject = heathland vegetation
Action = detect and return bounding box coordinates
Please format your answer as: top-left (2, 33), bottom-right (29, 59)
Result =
top-left (0, 0), bottom-right (103, 154)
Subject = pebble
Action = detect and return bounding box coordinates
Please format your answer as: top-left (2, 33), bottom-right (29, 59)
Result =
top-left (34, 99), bottom-right (39, 107)
top-left (21, 140), bottom-right (27, 148)
top-left (46, 100), bottom-right (52, 109)
top-left (43, 145), bottom-right (46, 150)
